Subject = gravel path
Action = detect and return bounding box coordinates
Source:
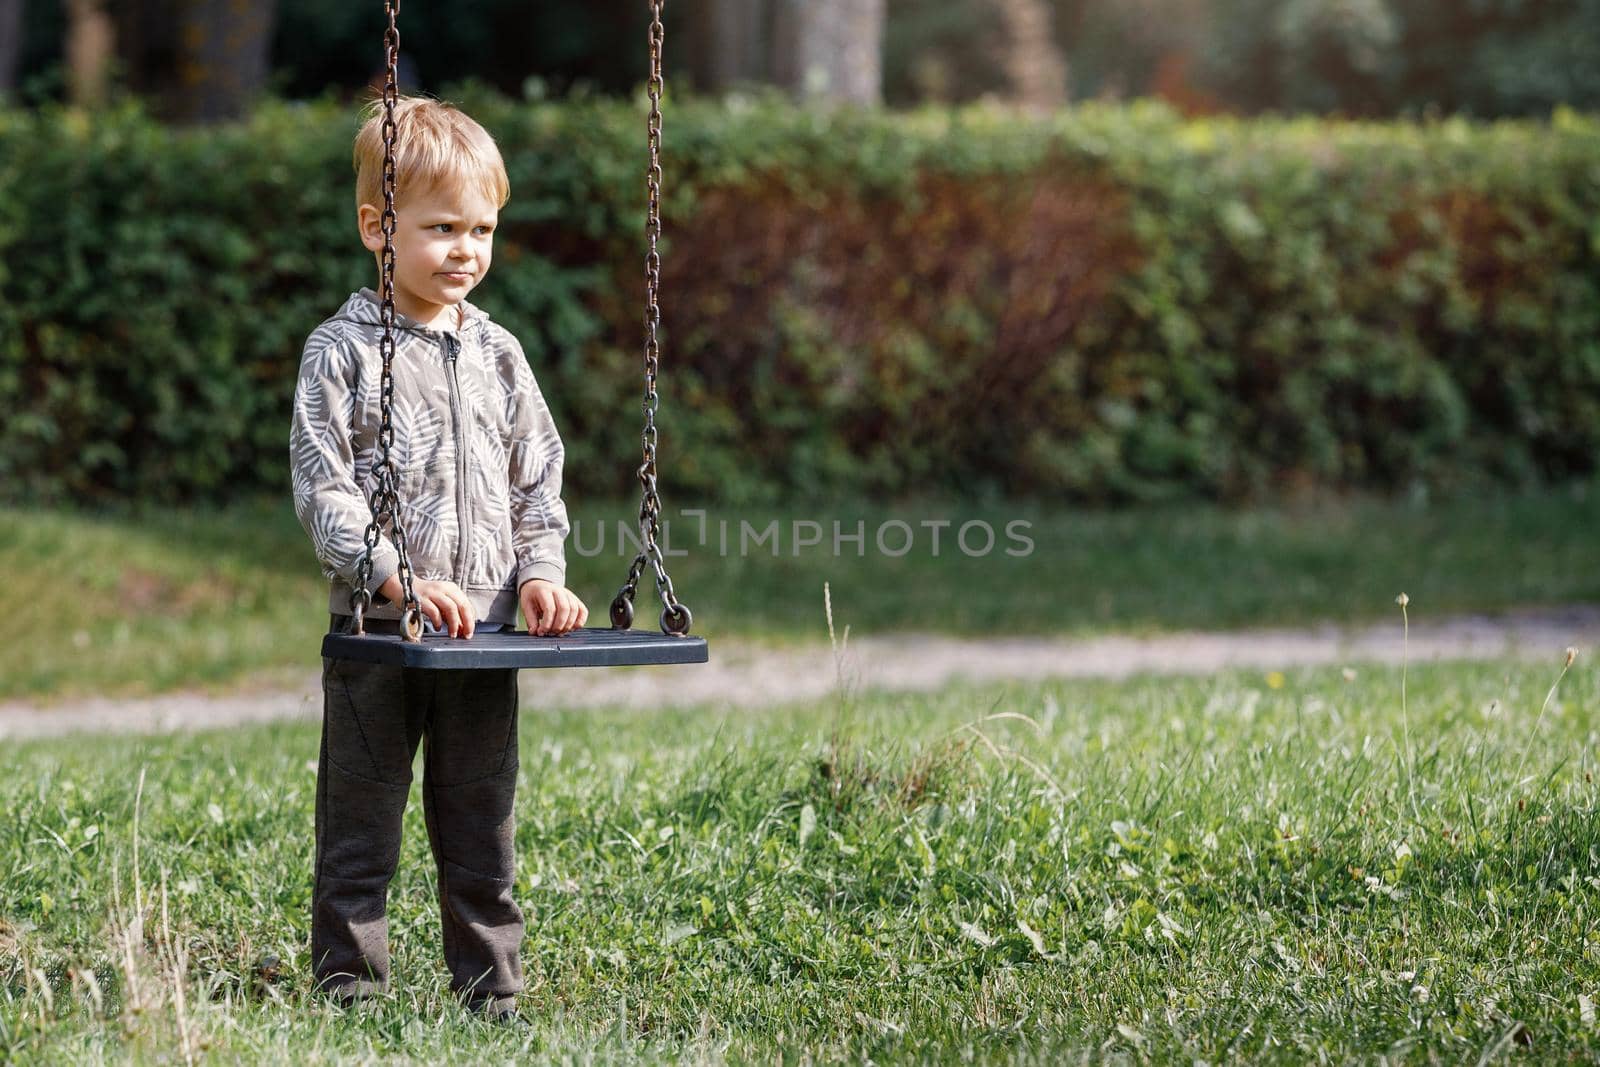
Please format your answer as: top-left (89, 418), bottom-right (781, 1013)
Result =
top-left (5, 606), bottom-right (1598, 740)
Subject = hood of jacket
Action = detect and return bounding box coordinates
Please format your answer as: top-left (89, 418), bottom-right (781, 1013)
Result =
top-left (335, 286), bottom-right (493, 336)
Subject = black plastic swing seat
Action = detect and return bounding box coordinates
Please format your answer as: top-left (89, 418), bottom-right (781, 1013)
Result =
top-left (322, 627), bottom-right (708, 669)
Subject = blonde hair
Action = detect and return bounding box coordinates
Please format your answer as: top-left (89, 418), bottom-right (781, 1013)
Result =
top-left (353, 95), bottom-right (510, 213)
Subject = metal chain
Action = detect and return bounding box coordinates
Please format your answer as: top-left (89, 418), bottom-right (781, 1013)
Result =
top-left (610, 0), bottom-right (692, 637)
top-left (351, 0), bottom-right (423, 642)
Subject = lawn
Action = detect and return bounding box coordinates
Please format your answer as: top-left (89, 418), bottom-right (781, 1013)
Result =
top-left (5, 482), bottom-right (1600, 702)
top-left (2, 656), bottom-right (1596, 1062)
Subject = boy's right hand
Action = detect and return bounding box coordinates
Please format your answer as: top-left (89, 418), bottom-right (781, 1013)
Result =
top-left (376, 575), bottom-right (475, 638)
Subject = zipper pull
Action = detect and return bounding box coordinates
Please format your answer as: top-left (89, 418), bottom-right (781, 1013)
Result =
top-left (444, 333), bottom-right (460, 361)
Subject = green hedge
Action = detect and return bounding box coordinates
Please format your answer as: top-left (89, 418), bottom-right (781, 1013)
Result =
top-left (3, 92), bottom-right (1597, 505)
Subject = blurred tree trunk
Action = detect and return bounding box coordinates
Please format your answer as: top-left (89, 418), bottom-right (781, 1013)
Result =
top-left (0, 0), bottom-right (21, 98)
top-left (990, 0), bottom-right (1066, 110)
top-left (167, 0), bottom-right (277, 123)
top-left (771, 0), bottom-right (884, 104)
top-left (65, 0), bottom-right (115, 108)
top-left (688, 0), bottom-right (769, 92)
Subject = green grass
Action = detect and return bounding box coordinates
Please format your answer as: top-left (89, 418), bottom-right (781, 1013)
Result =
top-left (6, 482), bottom-right (1600, 701)
top-left (2, 656), bottom-right (1597, 1062)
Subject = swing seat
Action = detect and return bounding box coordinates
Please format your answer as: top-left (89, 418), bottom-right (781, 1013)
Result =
top-left (322, 626), bottom-right (708, 669)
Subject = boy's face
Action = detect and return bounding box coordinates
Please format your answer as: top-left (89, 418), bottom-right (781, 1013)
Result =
top-left (359, 181), bottom-right (497, 327)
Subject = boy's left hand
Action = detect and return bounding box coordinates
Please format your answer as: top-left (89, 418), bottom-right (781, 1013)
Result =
top-left (520, 579), bottom-right (589, 636)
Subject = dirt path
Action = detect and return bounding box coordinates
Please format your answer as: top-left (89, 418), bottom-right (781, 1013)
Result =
top-left (5, 606), bottom-right (1598, 740)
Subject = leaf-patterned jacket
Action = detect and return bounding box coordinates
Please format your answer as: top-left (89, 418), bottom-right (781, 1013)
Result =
top-left (289, 287), bottom-right (569, 624)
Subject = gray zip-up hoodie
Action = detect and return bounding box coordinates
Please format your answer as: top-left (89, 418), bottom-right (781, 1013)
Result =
top-left (289, 287), bottom-right (569, 624)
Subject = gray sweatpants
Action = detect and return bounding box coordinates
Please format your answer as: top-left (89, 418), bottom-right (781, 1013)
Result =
top-left (312, 616), bottom-right (523, 1002)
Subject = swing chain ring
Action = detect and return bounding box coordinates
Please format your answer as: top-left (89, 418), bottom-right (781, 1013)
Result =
top-left (612, 0), bottom-right (693, 637)
top-left (350, 588), bottom-right (371, 635)
top-left (660, 602), bottom-right (692, 637)
top-left (400, 605), bottom-right (425, 643)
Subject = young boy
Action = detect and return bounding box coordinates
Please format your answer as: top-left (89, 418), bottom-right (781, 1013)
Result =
top-left (289, 95), bottom-right (588, 1018)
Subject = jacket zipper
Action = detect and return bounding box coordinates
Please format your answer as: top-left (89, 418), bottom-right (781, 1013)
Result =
top-left (443, 331), bottom-right (471, 583)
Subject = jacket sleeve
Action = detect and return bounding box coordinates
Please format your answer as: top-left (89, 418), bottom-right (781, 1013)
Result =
top-left (289, 340), bottom-right (400, 601)
top-left (506, 338), bottom-right (571, 590)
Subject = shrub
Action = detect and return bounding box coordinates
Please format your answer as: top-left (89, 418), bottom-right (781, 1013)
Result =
top-left (2, 93), bottom-right (1597, 505)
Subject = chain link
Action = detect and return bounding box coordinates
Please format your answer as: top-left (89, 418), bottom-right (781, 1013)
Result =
top-left (351, 0), bottom-right (423, 642)
top-left (610, 0), bottom-right (692, 637)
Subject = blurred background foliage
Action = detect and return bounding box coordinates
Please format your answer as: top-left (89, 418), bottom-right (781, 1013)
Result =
top-left (1, 1), bottom-right (1597, 508)
top-left (2, 95), bottom-right (1595, 506)
top-left (5, 0), bottom-right (1599, 119)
